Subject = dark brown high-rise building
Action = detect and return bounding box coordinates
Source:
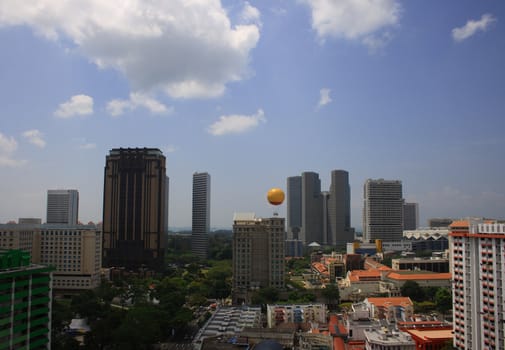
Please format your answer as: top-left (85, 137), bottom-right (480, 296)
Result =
top-left (102, 148), bottom-right (167, 271)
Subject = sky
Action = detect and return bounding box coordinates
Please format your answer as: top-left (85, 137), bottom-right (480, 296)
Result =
top-left (0, 0), bottom-right (504, 230)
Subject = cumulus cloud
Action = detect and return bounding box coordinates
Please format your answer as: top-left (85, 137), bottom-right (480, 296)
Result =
top-left (318, 88), bottom-right (332, 107)
top-left (0, 1), bottom-right (260, 99)
top-left (241, 1), bottom-right (261, 26)
top-left (54, 94), bottom-right (94, 118)
top-left (301, 0), bottom-right (401, 49)
top-left (22, 129), bottom-right (46, 148)
top-left (0, 132), bottom-right (25, 167)
top-left (208, 109), bottom-right (265, 136)
top-left (106, 93), bottom-right (171, 117)
top-left (452, 14), bottom-right (496, 42)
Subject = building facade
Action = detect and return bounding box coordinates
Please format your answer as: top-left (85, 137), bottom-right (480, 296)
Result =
top-left (287, 176), bottom-right (302, 240)
top-left (232, 213), bottom-right (285, 304)
top-left (46, 189), bottom-right (79, 225)
top-left (33, 225), bottom-right (102, 292)
top-left (0, 249), bottom-right (53, 349)
top-left (450, 220), bottom-right (505, 350)
top-left (0, 223), bottom-right (102, 292)
top-left (327, 170), bottom-right (353, 245)
top-left (363, 179), bottom-right (404, 242)
top-left (192, 172), bottom-right (210, 259)
top-left (301, 172), bottom-right (323, 244)
top-left (403, 203), bottom-right (419, 230)
top-left (102, 148), bottom-right (167, 271)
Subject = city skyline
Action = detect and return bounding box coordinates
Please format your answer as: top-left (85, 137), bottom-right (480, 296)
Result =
top-left (1, 1), bottom-right (504, 229)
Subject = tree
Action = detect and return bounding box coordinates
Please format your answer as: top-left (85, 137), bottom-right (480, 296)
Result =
top-left (322, 284), bottom-right (340, 310)
top-left (435, 288), bottom-right (452, 315)
top-left (400, 281), bottom-right (425, 302)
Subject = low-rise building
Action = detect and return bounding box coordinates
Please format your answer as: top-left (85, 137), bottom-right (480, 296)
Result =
top-left (364, 297), bottom-right (414, 322)
top-left (364, 328), bottom-right (415, 350)
top-left (266, 304), bottom-right (326, 328)
top-left (391, 257), bottom-right (449, 273)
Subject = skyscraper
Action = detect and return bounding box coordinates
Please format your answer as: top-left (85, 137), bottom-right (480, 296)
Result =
top-left (286, 176), bottom-right (302, 240)
top-left (102, 148), bottom-right (167, 271)
top-left (232, 213), bottom-right (285, 304)
top-left (192, 172), bottom-right (210, 259)
top-left (301, 171), bottom-right (323, 244)
top-left (363, 179), bottom-right (404, 241)
top-left (46, 189), bottom-right (79, 225)
top-left (327, 170), bottom-right (354, 245)
top-left (287, 170), bottom-right (353, 246)
top-left (450, 220), bottom-right (505, 350)
top-left (403, 202), bottom-right (419, 230)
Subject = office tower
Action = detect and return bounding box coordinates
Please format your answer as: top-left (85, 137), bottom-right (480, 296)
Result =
top-left (363, 179), bottom-right (404, 241)
top-left (403, 202), bottom-right (419, 230)
top-left (287, 176), bottom-right (302, 240)
top-left (192, 172), bottom-right (210, 259)
top-left (301, 172), bottom-right (323, 244)
top-left (232, 213), bottom-right (285, 304)
top-left (32, 224), bottom-right (102, 291)
top-left (0, 250), bottom-right (53, 349)
top-left (102, 148), bottom-right (167, 271)
top-left (327, 170), bottom-right (354, 245)
top-left (46, 189), bottom-right (79, 225)
top-left (287, 170), bottom-right (354, 246)
top-left (450, 220), bottom-right (505, 350)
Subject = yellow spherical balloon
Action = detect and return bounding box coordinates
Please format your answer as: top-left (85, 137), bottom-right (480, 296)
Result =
top-left (267, 188), bottom-right (285, 206)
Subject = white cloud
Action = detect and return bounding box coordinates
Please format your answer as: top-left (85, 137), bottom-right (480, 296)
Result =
top-left (208, 109), bottom-right (265, 136)
top-left (452, 14), bottom-right (496, 42)
top-left (241, 2), bottom-right (261, 26)
top-left (318, 88), bottom-right (332, 107)
top-left (22, 129), bottom-right (46, 148)
top-left (301, 0), bottom-right (401, 48)
top-left (163, 145), bottom-right (178, 153)
top-left (79, 143), bottom-right (96, 150)
top-left (54, 94), bottom-right (94, 118)
top-left (0, 132), bottom-right (26, 167)
top-left (106, 92), bottom-right (172, 117)
top-left (0, 1), bottom-right (260, 99)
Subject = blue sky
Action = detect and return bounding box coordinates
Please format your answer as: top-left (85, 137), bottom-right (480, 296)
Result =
top-left (0, 0), bottom-right (504, 229)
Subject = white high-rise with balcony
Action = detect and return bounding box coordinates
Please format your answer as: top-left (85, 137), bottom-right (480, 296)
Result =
top-left (450, 220), bottom-right (505, 350)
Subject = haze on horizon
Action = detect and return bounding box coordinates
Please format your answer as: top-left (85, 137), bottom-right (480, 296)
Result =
top-left (1, 1), bottom-right (504, 230)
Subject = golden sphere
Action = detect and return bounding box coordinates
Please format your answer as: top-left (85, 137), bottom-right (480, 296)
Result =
top-left (267, 188), bottom-right (285, 206)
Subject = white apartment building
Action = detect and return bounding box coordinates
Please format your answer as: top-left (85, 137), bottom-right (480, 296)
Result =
top-left (450, 220), bottom-right (505, 350)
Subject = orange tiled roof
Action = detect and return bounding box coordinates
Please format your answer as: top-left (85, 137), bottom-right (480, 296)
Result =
top-left (386, 272), bottom-right (452, 281)
top-left (366, 297), bottom-right (413, 308)
top-left (348, 269), bottom-right (381, 282)
top-left (406, 329), bottom-right (454, 341)
top-left (449, 220), bottom-right (468, 228)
